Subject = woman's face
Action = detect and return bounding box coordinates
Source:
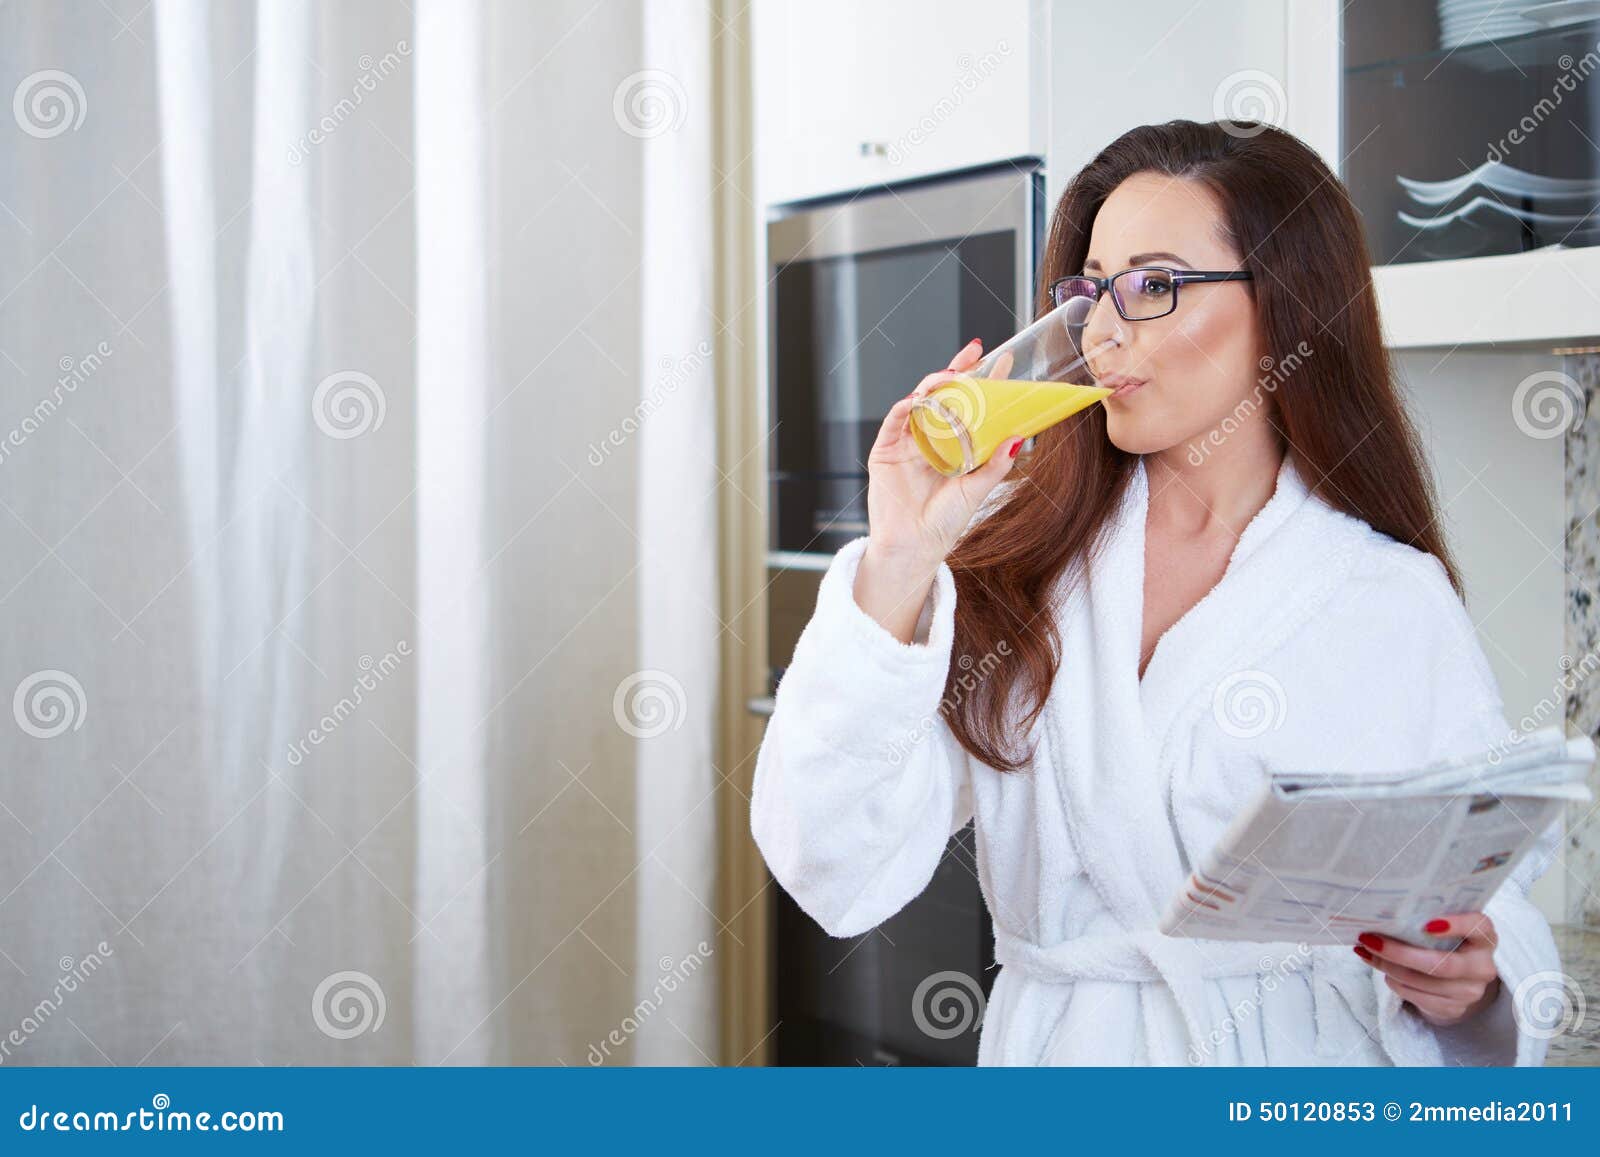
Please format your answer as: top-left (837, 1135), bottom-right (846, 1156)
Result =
top-left (1077, 172), bottom-right (1265, 456)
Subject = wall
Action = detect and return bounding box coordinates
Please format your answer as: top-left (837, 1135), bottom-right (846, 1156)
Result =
top-left (1398, 347), bottom-right (1599, 926)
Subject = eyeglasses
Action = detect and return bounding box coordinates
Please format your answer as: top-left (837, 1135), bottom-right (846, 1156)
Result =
top-left (1048, 266), bottom-right (1253, 322)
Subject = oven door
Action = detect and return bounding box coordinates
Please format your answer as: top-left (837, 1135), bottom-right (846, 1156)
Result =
top-left (766, 164), bottom-right (1041, 558)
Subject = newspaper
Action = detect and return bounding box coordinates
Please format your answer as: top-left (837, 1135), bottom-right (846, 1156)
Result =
top-left (1158, 726), bottom-right (1595, 948)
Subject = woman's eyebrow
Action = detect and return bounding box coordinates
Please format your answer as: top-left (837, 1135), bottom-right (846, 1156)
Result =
top-left (1083, 250), bottom-right (1194, 270)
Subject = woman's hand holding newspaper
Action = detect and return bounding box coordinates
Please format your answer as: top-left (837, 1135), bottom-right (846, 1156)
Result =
top-left (1352, 912), bottom-right (1502, 1027)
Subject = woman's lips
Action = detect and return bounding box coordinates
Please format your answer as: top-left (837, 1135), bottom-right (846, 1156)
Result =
top-left (1103, 376), bottom-right (1147, 400)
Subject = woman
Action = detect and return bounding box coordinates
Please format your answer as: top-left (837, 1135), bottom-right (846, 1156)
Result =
top-left (750, 120), bottom-right (1562, 1066)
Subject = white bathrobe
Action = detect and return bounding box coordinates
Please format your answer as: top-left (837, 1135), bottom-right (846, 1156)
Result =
top-left (751, 449), bottom-right (1564, 1066)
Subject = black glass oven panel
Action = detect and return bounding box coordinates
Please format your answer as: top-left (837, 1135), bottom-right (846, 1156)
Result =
top-left (770, 229), bottom-right (1017, 554)
top-left (772, 823), bottom-right (992, 1067)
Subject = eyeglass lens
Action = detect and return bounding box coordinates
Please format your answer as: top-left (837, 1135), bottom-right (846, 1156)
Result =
top-left (1053, 268), bottom-right (1176, 321)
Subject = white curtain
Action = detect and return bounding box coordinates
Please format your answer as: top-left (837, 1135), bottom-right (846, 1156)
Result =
top-left (0, 0), bottom-right (718, 1065)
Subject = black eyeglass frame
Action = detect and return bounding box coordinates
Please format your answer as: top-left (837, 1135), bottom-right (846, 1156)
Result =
top-left (1048, 266), bottom-right (1254, 321)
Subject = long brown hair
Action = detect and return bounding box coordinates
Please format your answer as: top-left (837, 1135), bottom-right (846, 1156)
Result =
top-left (943, 119), bottom-right (1459, 772)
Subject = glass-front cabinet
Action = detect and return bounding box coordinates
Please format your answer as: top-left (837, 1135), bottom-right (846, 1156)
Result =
top-left (1343, 0), bottom-right (1600, 267)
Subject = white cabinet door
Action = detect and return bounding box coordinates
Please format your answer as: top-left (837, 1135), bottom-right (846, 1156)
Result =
top-left (755, 0), bottom-right (1038, 204)
top-left (1044, 0), bottom-right (1288, 208)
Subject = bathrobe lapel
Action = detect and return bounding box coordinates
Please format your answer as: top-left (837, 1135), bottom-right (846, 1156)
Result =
top-left (1139, 451), bottom-right (1364, 752)
top-left (1045, 457), bottom-right (1172, 932)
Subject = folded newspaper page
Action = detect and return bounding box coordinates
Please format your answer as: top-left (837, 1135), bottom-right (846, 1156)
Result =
top-left (1159, 726), bottom-right (1595, 948)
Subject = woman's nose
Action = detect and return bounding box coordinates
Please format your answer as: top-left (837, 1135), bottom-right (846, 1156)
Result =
top-left (1079, 290), bottom-right (1127, 355)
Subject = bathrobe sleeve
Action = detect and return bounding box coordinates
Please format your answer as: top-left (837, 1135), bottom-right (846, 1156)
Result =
top-left (1368, 549), bottom-right (1564, 1067)
top-left (1431, 815), bottom-right (1562, 1066)
top-left (750, 535), bottom-right (974, 938)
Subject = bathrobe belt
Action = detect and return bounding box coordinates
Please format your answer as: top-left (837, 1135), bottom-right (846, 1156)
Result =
top-left (992, 927), bottom-right (1373, 1064)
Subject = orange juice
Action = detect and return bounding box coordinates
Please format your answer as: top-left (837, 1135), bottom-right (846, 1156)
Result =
top-left (910, 378), bottom-right (1112, 476)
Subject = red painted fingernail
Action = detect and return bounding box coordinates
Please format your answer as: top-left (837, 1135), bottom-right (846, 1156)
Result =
top-left (1008, 439), bottom-right (1021, 458)
top-left (1424, 918), bottom-right (1450, 934)
top-left (1358, 932), bottom-right (1384, 952)
top-left (1353, 945), bottom-right (1373, 961)
top-left (968, 337), bottom-right (983, 348)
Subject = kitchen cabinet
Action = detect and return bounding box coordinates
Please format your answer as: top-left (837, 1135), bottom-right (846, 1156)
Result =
top-left (753, 0), bottom-right (1043, 204)
top-left (1294, 0), bottom-right (1600, 349)
top-left (754, 0), bottom-right (1599, 346)
top-left (1044, 0), bottom-right (1289, 209)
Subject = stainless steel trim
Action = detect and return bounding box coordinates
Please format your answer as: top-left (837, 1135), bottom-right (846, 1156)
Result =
top-left (766, 550), bottom-right (833, 573)
top-left (767, 164), bottom-right (1040, 332)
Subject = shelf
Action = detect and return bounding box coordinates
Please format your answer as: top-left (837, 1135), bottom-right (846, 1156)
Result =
top-left (1344, 17), bottom-right (1600, 76)
top-left (1372, 245), bottom-right (1600, 348)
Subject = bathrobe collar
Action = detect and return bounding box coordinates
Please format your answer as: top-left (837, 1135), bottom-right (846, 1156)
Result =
top-left (1129, 448), bottom-right (1349, 740)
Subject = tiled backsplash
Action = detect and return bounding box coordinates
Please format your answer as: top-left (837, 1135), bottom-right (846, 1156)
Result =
top-left (1564, 350), bottom-right (1600, 929)
top-left (1548, 925), bottom-right (1600, 1066)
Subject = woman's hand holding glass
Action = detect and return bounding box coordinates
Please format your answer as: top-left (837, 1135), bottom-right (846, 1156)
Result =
top-left (852, 339), bottom-right (1023, 644)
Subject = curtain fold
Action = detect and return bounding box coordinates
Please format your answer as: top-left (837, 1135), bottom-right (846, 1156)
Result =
top-left (412, 0), bottom-right (496, 1065)
top-left (632, 0), bottom-right (719, 1065)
